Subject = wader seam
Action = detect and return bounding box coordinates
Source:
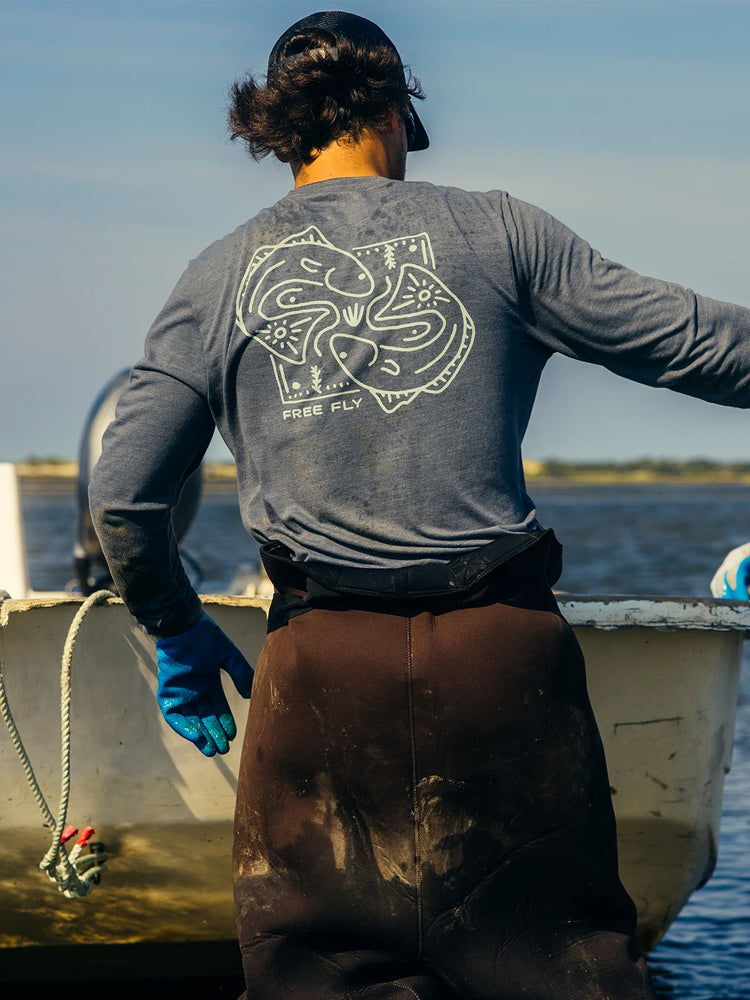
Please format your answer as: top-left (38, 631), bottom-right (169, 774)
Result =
top-left (405, 616), bottom-right (424, 958)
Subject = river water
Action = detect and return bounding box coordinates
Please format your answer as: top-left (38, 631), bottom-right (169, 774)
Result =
top-left (16, 481), bottom-right (750, 998)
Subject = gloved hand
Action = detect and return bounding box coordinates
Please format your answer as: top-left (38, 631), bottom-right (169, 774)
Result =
top-left (710, 541), bottom-right (750, 600)
top-left (155, 610), bottom-right (254, 756)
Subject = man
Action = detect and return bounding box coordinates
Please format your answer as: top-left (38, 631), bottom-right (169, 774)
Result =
top-left (89, 11), bottom-right (750, 999)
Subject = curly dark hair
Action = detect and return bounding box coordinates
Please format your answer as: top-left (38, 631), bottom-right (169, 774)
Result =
top-left (228, 32), bottom-right (425, 164)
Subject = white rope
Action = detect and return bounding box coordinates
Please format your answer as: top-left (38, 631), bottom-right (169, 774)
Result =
top-left (0, 593), bottom-right (56, 829)
top-left (0, 590), bottom-right (112, 898)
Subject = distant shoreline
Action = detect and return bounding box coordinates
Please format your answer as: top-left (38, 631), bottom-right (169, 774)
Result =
top-left (14, 459), bottom-right (750, 490)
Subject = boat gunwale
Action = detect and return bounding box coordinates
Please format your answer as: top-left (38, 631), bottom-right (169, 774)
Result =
top-left (3, 593), bottom-right (750, 633)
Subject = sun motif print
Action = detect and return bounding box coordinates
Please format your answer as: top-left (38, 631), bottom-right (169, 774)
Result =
top-left (235, 226), bottom-right (475, 414)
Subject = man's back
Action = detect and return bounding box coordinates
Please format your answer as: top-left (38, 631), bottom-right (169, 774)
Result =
top-left (95, 175), bottom-right (750, 576)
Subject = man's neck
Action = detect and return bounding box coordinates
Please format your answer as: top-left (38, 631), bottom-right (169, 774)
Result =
top-left (293, 121), bottom-right (406, 188)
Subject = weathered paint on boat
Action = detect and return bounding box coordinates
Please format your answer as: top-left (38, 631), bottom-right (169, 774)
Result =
top-left (0, 593), bottom-right (746, 965)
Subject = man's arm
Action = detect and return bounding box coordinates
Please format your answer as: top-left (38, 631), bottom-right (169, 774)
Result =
top-left (503, 195), bottom-right (750, 408)
top-left (88, 364), bottom-right (213, 637)
top-left (89, 364), bottom-right (254, 756)
top-left (88, 280), bottom-right (255, 756)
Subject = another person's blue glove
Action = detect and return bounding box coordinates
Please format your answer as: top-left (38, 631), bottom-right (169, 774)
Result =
top-left (710, 542), bottom-right (750, 600)
top-left (155, 610), bottom-right (254, 756)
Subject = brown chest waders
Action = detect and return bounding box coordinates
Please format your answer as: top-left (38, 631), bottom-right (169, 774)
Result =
top-left (233, 532), bottom-right (653, 999)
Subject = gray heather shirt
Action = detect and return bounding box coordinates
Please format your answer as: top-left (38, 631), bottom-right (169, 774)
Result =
top-left (89, 177), bottom-right (750, 636)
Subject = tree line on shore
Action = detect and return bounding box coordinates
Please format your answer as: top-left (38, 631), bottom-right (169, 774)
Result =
top-left (524, 458), bottom-right (750, 482)
top-left (14, 456), bottom-right (750, 484)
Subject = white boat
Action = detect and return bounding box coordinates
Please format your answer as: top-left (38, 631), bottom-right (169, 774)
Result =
top-left (0, 464), bottom-right (747, 974)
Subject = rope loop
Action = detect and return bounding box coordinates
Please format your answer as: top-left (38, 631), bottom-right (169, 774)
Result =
top-left (1, 590), bottom-right (114, 898)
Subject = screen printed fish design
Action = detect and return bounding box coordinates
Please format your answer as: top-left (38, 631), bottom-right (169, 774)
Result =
top-left (236, 227), bottom-right (475, 413)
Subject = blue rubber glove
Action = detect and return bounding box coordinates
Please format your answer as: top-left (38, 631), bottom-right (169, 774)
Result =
top-left (155, 611), bottom-right (254, 756)
top-left (710, 542), bottom-right (750, 600)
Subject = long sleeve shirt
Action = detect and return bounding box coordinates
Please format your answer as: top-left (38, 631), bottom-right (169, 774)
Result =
top-left (89, 177), bottom-right (750, 636)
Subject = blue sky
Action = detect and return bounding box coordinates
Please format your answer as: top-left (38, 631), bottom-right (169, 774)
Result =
top-left (2, 0), bottom-right (750, 462)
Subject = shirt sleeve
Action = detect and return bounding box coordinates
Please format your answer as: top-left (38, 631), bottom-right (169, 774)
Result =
top-left (88, 273), bottom-right (216, 638)
top-left (502, 195), bottom-right (750, 408)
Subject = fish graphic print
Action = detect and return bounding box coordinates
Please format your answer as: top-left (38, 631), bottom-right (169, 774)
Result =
top-left (235, 226), bottom-right (475, 414)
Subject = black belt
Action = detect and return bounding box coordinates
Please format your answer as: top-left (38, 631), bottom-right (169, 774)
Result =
top-left (260, 530), bottom-right (562, 632)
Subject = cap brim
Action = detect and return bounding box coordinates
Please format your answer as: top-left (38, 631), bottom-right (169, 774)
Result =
top-left (408, 103), bottom-right (429, 152)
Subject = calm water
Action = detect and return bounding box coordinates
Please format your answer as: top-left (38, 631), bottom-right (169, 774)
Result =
top-left (18, 482), bottom-right (750, 999)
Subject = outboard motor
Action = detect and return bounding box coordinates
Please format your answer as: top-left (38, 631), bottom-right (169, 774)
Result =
top-left (73, 368), bottom-right (203, 595)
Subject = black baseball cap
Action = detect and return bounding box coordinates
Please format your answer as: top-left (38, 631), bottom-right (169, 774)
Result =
top-left (267, 10), bottom-right (429, 152)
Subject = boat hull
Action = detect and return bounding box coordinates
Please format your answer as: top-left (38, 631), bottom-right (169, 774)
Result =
top-left (0, 594), bottom-right (745, 969)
